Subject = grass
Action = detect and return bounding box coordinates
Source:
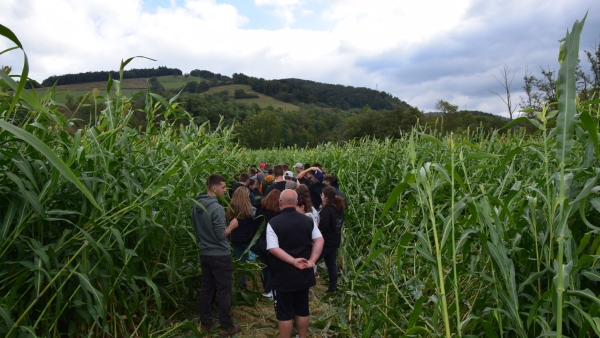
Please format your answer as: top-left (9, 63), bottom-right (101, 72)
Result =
top-left (203, 84), bottom-right (301, 111)
top-left (156, 75), bottom-right (206, 89)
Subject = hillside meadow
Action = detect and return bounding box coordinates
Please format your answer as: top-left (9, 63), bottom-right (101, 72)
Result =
top-left (32, 76), bottom-right (300, 112)
top-left (2, 15), bottom-right (600, 338)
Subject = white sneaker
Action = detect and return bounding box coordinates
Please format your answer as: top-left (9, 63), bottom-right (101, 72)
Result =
top-left (262, 291), bottom-right (273, 299)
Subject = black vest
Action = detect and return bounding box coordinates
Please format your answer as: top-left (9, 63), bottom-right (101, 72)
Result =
top-left (268, 207), bottom-right (316, 292)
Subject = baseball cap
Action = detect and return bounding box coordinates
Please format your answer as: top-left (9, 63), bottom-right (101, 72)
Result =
top-left (314, 170), bottom-right (323, 183)
top-left (259, 162), bottom-right (265, 169)
top-left (284, 171), bottom-right (294, 178)
top-left (294, 162), bottom-right (303, 169)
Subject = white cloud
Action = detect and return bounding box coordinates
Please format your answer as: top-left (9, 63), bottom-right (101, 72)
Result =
top-left (255, 0), bottom-right (303, 5)
top-left (254, 0), bottom-right (306, 26)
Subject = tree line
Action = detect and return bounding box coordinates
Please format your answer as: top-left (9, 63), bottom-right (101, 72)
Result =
top-left (231, 73), bottom-right (408, 110)
top-left (41, 66), bottom-right (183, 87)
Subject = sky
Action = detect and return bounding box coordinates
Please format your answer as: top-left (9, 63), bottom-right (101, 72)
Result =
top-left (1, 0), bottom-right (599, 116)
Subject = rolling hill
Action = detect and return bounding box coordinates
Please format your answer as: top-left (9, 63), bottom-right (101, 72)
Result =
top-left (37, 68), bottom-right (413, 112)
top-left (34, 76), bottom-right (300, 111)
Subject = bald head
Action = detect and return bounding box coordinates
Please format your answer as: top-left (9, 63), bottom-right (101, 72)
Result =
top-left (279, 189), bottom-right (298, 208)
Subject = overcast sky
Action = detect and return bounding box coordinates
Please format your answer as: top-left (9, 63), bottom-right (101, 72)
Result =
top-left (1, 0), bottom-right (599, 116)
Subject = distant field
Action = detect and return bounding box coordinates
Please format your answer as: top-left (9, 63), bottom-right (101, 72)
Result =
top-left (33, 77), bottom-right (299, 111)
top-left (203, 84), bottom-right (300, 111)
top-left (157, 75), bottom-right (205, 89)
top-left (33, 77), bottom-right (147, 101)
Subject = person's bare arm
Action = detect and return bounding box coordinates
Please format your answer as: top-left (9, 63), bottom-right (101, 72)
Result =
top-left (222, 218), bottom-right (238, 239)
top-left (296, 167), bottom-right (321, 180)
top-left (269, 248), bottom-right (307, 269)
top-left (306, 237), bottom-right (324, 269)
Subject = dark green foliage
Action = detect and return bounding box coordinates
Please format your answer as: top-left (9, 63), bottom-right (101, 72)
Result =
top-left (235, 110), bottom-right (283, 149)
top-left (233, 89), bottom-right (259, 99)
top-left (41, 66), bottom-right (182, 87)
top-left (191, 69), bottom-right (222, 79)
top-left (148, 76), bottom-right (165, 93)
top-left (180, 92), bottom-right (261, 127)
top-left (284, 78), bottom-right (411, 110)
top-left (231, 73), bottom-right (410, 110)
top-left (344, 105), bottom-right (423, 139)
top-left (235, 107), bottom-right (345, 149)
top-left (424, 110), bottom-right (508, 134)
top-left (182, 80), bottom-right (211, 94)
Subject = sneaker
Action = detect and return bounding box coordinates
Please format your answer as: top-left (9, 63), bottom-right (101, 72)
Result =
top-left (262, 291), bottom-right (273, 299)
top-left (220, 324), bottom-right (242, 337)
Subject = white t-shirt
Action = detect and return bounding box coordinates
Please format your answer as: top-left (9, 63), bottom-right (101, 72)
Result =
top-left (266, 222), bottom-right (323, 250)
top-left (312, 207), bottom-right (320, 225)
top-left (305, 212), bottom-right (318, 228)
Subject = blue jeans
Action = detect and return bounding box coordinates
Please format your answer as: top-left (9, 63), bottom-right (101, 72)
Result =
top-left (199, 255), bottom-right (233, 328)
top-left (251, 239), bottom-right (271, 293)
top-left (232, 241), bottom-right (250, 287)
top-left (318, 247), bottom-right (338, 291)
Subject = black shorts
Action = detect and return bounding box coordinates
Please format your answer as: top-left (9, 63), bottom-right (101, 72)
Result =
top-left (273, 288), bottom-right (310, 321)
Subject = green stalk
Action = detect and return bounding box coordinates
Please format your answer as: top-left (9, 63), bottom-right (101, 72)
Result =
top-left (32, 260), bottom-right (82, 329)
top-left (450, 134), bottom-right (462, 336)
top-left (426, 185), bottom-right (451, 338)
top-left (490, 264), bottom-right (505, 337)
top-left (7, 241), bottom-right (88, 336)
top-left (556, 166), bottom-right (566, 338)
top-left (541, 106), bottom-right (555, 268)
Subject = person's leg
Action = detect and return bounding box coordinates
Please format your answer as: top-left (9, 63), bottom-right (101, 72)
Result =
top-left (232, 242), bottom-right (249, 287)
top-left (254, 242), bottom-right (271, 293)
top-left (199, 255), bottom-right (216, 326)
top-left (324, 248), bottom-right (338, 291)
top-left (273, 289), bottom-right (293, 337)
top-left (211, 255), bottom-right (235, 329)
top-left (278, 320), bottom-right (293, 337)
top-left (262, 265), bottom-right (271, 293)
top-left (295, 316), bottom-right (310, 338)
top-left (232, 242), bottom-right (244, 261)
top-left (292, 288), bottom-right (311, 337)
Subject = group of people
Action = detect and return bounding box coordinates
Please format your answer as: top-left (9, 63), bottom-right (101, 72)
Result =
top-left (191, 162), bottom-right (347, 337)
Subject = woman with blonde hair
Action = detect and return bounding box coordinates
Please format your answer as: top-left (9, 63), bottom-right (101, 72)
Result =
top-left (227, 187), bottom-right (256, 287)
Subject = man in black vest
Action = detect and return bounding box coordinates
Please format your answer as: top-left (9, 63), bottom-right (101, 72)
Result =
top-left (266, 189), bottom-right (324, 338)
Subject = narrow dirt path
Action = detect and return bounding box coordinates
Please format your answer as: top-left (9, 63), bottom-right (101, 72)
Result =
top-left (195, 272), bottom-right (335, 337)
